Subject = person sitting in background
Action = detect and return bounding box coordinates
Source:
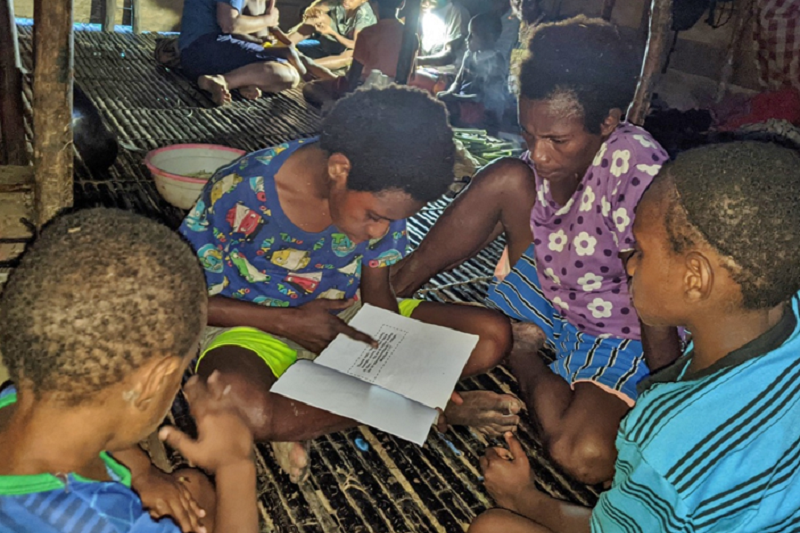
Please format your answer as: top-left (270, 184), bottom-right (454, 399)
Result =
top-left (178, 0), bottom-right (298, 104)
top-left (471, 141), bottom-right (800, 533)
top-left (437, 12), bottom-right (508, 134)
top-left (416, 0), bottom-right (469, 68)
top-left (0, 208), bottom-right (258, 533)
top-left (286, 0), bottom-right (376, 71)
top-left (302, 0), bottom-right (413, 107)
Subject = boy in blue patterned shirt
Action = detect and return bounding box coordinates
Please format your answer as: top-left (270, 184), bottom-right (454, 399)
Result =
top-left (469, 141), bottom-right (800, 532)
top-left (0, 209), bottom-right (258, 533)
top-left (180, 87), bottom-right (523, 483)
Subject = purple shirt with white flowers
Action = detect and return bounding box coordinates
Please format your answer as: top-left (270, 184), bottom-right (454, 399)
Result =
top-left (523, 123), bottom-right (668, 340)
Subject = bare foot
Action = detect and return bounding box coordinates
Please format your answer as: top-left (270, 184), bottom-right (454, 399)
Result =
top-left (197, 74), bottom-right (231, 106)
top-left (510, 321), bottom-right (547, 359)
top-left (239, 85), bottom-right (262, 100)
top-left (300, 56), bottom-right (336, 81)
top-left (443, 391), bottom-right (523, 436)
top-left (271, 441), bottom-right (310, 484)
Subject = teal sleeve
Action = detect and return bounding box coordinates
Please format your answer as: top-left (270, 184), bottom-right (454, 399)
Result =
top-left (591, 451), bottom-right (689, 533)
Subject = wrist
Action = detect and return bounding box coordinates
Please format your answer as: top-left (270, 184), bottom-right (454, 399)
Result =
top-left (268, 307), bottom-right (299, 338)
top-left (497, 481), bottom-right (540, 514)
top-left (215, 458), bottom-right (256, 479)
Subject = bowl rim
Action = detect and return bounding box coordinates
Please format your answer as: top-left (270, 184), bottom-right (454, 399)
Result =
top-left (145, 144), bottom-right (247, 184)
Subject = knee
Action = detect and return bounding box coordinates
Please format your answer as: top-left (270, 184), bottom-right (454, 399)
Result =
top-left (469, 509), bottom-right (517, 533)
top-left (197, 366), bottom-right (275, 439)
top-left (548, 429), bottom-right (617, 485)
top-left (260, 62), bottom-right (300, 92)
top-left (475, 310), bottom-right (513, 363)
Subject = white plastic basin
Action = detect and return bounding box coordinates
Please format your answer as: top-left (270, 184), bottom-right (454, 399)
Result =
top-left (145, 144), bottom-right (247, 210)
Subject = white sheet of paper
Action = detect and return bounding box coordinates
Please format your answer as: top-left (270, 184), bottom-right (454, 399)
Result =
top-left (314, 304), bottom-right (479, 409)
top-left (271, 360), bottom-right (438, 445)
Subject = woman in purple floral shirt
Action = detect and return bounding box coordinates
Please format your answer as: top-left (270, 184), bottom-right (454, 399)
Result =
top-left (392, 16), bottom-right (682, 485)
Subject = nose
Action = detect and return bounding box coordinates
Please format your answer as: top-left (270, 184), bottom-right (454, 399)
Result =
top-left (624, 254), bottom-right (636, 278)
top-left (531, 140), bottom-right (550, 166)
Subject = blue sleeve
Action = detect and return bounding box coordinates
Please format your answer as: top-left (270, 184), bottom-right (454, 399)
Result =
top-left (361, 219), bottom-right (408, 270)
top-left (179, 167), bottom-right (247, 295)
top-left (128, 513), bottom-right (184, 532)
top-left (219, 0), bottom-right (246, 12)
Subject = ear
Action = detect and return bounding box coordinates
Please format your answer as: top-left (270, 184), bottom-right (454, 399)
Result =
top-left (599, 109), bottom-right (622, 138)
top-left (684, 251), bottom-right (714, 303)
top-left (327, 153), bottom-right (352, 190)
top-left (133, 355), bottom-right (184, 411)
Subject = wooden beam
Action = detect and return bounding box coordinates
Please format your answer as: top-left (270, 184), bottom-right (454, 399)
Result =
top-left (132, 0), bottom-right (141, 34)
top-left (395, 0), bottom-right (421, 84)
top-left (628, 0), bottom-right (673, 126)
top-left (103, 0), bottom-right (116, 32)
top-left (33, 0), bottom-right (74, 227)
top-left (0, 165), bottom-right (34, 193)
top-left (0, 0), bottom-right (28, 166)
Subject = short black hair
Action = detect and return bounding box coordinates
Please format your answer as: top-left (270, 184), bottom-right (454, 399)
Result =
top-left (517, 16), bottom-right (642, 134)
top-left (470, 12), bottom-right (502, 44)
top-left (374, 0), bottom-right (403, 17)
top-left (0, 208), bottom-right (207, 405)
top-left (319, 86), bottom-right (455, 203)
top-left (658, 141), bottom-right (800, 309)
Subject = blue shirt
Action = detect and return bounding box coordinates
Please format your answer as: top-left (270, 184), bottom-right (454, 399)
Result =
top-left (179, 0), bottom-right (245, 50)
top-left (592, 293), bottom-right (800, 532)
top-left (179, 138), bottom-right (408, 306)
top-left (0, 389), bottom-right (178, 533)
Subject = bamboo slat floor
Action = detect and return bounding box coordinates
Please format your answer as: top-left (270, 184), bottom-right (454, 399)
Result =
top-left (16, 25), bottom-right (599, 532)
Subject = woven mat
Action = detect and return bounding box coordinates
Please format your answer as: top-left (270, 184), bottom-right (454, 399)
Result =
top-left (16, 26), bottom-right (598, 532)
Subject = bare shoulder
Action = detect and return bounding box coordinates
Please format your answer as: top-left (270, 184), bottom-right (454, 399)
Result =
top-left (472, 157), bottom-right (536, 192)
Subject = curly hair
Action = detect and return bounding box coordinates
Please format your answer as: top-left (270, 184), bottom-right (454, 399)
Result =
top-left (470, 12), bottom-right (502, 44)
top-left (516, 16), bottom-right (643, 133)
top-left (319, 86), bottom-right (456, 203)
top-left (659, 141), bottom-right (800, 309)
top-left (0, 208), bottom-right (207, 405)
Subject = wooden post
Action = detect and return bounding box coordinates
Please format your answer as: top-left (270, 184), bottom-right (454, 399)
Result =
top-left (103, 0), bottom-right (116, 31)
top-left (628, 0), bottom-right (673, 126)
top-left (395, 0), bottom-right (421, 84)
top-left (717, 0), bottom-right (752, 101)
top-left (132, 0), bottom-right (141, 33)
top-left (0, 0), bottom-right (28, 165)
top-left (33, 0), bottom-right (74, 227)
top-left (601, 0), bottom-right (616, 21)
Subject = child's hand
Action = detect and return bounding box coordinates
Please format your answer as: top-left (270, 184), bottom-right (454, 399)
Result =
top-left (313, 16), bottom-right (334, 35)
top-left (134, 467), bottom-right (207, 533)
top-left (480, 432), bottom-right (535, 512)
top-left (283, 298), bottom-right (377, 353)
top-left (160, 374), bottom-right (254, 475)
top-left (303, 5), bottom-right (326, 20)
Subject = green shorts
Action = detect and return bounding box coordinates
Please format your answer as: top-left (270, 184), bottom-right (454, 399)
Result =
top-left (197, 299), bottom-right (424, 378)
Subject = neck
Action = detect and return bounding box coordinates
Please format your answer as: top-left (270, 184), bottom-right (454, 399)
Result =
top-left (686, 303), bottom-right (787, 373)
top-left (286, 145), bottom-right (332, 200)
top-left (0, 391), bottom-right (114, 479)
top-left (549, 173), bottom-right (582, 206)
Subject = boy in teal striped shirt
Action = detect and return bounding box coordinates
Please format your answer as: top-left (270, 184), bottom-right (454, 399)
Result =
top-left (470, 141), bottom-right (800, 532)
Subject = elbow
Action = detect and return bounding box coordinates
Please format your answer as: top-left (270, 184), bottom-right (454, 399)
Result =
top-left (219, 17), bottom-right (236, 34)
